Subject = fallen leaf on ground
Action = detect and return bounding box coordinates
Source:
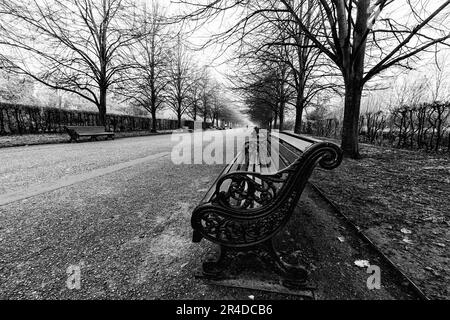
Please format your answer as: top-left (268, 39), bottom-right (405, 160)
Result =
top-left (401, 228), bottom-right (412, 234)
top-left (402, 238), bottom-right (413, 244)
top-left (354, 260), bottom-right (370, 268)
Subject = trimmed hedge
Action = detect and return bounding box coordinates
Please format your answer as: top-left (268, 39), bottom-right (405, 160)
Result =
top-left (0, 102), bottom-right (209, 135)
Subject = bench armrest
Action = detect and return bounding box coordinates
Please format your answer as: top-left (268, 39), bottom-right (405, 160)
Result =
top-left (191, 170), bottom-right (296, 246)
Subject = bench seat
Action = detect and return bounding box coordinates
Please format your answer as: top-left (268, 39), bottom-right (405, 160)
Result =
top-left (65, 126), bottom-right (115, 142)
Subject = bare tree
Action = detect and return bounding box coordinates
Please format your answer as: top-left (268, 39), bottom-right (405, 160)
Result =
top-left (429, 51), bottom-right (450, 102)
top-left (0, 0), bottom-right (144, 126)
top-left (240, 70), bottom-right (285, 129)
top-left (179, 0), bottom-right (450, 158)
top-left (0, 70), bottom-right (35, 104)
top-left (119, 2), bottom-right (170, 132)
top-left (259, 0), bottom-right (340, 133)
top-left (209, 88), bottom-right (228, 127)
top-left (198, 67), bottom-right (218, 124)
top-left (166, 35), bottom-right (194, 128)
top-left (185, 66), bottom-right (203, 121)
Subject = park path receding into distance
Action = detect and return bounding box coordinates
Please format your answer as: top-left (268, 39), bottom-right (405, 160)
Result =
top-left (0, 129), bottom-right (248, 203)
top-left (0, 134), bottom-right (176, 202)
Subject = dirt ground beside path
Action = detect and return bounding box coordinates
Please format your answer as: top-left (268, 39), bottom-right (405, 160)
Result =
top-left (275, 186), bottom-right (416, 300)
top-left (311, 142), bottom-right (449, 300)
top-left (0, 151), bottom-right (418, 299)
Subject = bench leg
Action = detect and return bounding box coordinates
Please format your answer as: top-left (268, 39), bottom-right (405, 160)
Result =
top-left (200, 240), bottom-right (308, 288)
top-left (258, 240), bottom-right (308, 289)
top-left (201, 246), bottom-right (231, 280)
top-left (192, 230), bottom-right (203, 243)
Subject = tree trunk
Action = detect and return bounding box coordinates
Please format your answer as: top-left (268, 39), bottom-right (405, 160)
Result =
top-left (98, 86), bottom-right (107, 128)
top-left (273, 110), bottom-right (278, 130)
top-left (150, 87), bottom-right (158, 132)
top-left (151, 108), bottom-right (157, 133)
top-left (435, 107), bottom-right (443, 152)
top-left (341, 82), bottom-right (363, 158)
top-left (177, 112), bottom-right (182, 129)
top-left (339, 0), bottom-right (369, 159)
top-left (294, 95), bottom-right (304, 134)
top-left (279, 102), bottom-right (285, 131)
top-left (0, 108), bottom-right (5, 135)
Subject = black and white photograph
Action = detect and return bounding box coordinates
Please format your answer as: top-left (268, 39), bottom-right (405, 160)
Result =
top-left (0, 0), bottom-right (449, 308)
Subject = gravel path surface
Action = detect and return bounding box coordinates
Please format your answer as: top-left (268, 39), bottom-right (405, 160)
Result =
top-left (0, 135), bottom-right (175, 195)
top-left (0, 151), bottom-right (293, 299)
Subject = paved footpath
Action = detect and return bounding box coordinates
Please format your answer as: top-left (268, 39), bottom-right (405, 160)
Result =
top-left (0, 132), bottom-right (413, 299)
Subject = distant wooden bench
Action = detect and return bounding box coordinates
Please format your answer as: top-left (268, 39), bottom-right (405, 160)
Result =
top-left (64, 126), bottom-right (115, 143)
top-left (191, 129), bottom-right (343, 287)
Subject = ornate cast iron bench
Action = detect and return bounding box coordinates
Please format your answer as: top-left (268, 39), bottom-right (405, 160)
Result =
top-left (191, 130), bottom-right (343, 287)
top-left (65, 126), bottom-right (115, 143)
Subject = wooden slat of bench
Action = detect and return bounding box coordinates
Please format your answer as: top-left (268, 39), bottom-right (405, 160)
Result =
top-left (280, 131), bottom-right (325, 144)
top-left (272, 132), bottom-right (314, 152)
top-left (268, 136), bottom-right (290, 171)
top-left (67, 126), bottom-right (105, 131)
top-left (66, 126), bottom-right (112, 134)
top-left (239, 142), bottom-right (251, 172)
top-left (279, 142), bottom-right (301, 165)
top-left (257, 135), bottom-right (275, 174)
top-left (249, 145), bottom-right (259, 173)
top-left (77, 132), bottom-right (114, 136)
top-left (226, 150), bottom-right (245, 175)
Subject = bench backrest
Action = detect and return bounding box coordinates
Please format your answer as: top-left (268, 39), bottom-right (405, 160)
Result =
top-left (272, 131), bottom-right (331, 167)
top-left (65, 126), bottom-right (108, 134)
top-left (213, 130), bottom-right (342, 206)
top-left (239, 131), bottom-right (340, 172)
top-left (276, 131), bottom-right (342, 202)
